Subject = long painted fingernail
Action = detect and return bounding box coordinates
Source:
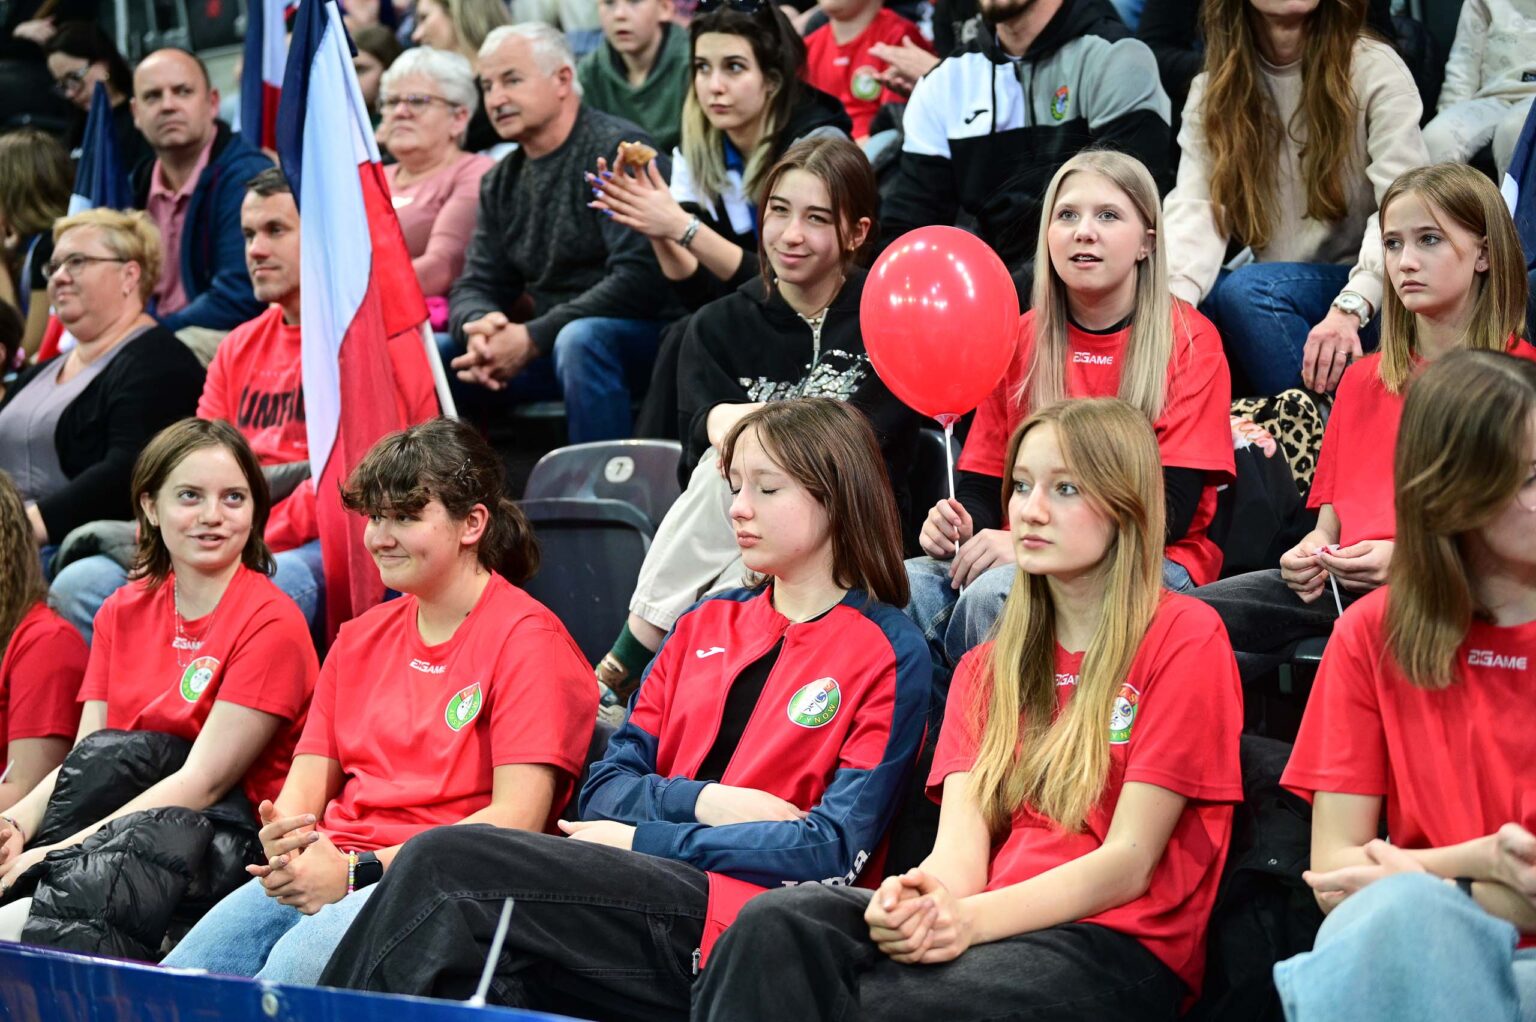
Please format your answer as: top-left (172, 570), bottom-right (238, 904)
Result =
top-left (601, 209), bottom-right (613, 218)
top-left (600, 170), bottom-right (613, 180)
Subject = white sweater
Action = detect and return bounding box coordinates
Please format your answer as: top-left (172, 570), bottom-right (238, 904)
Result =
top-left (1438, 0), bottom-right (1536, 108)
top-left (1164, 38), bottom-right (1428, 314)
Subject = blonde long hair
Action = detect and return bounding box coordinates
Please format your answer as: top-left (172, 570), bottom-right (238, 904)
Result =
top-left (1386, 350), bottom-right (1536, 689)
top-left (1024, 151), bottom-right (1182, 422)
top-left (1198, 0), bottom-right (1365, 250)
top-left (1376, 164), bottom-right (1527, 394)
top-left (969, 399), bottom-right (1166, 834)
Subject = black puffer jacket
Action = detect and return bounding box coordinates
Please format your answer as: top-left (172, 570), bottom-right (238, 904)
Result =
top-left (6, 729), bottom-right (261, 960)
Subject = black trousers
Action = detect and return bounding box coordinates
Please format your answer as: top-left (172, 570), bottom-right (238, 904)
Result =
top-left (318, 826), bottom-right (708, 1021)
top-left (1191, 568), bottom-right (1357, 681)
top-left (691, 884), bottom-right (1183, 1022)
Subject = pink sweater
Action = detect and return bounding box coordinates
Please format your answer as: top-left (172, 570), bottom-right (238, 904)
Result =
top-left (385, 151), bottom-right (494, 299)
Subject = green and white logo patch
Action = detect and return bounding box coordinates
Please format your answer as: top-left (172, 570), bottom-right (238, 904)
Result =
top-left (179, 656), bottom-right (220, 703)
top-left (445, 682), bottom-right (484, 732)
top-left (787, 678), bottom-right (841, 728)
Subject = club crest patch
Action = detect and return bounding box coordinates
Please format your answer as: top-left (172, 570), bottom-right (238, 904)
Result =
top-left (179, 656), bottom-right (220, 703)
top-left (1108, 682), bottom-right (1139, 744)
top-left (787, 678), bottom-right (841, 728)
top-left (1051, 85), bottom-right (1070, 121)
top-left (851, 65), bottom-right (883, 102)
top-left (445, 682), bottom-right (484, 732)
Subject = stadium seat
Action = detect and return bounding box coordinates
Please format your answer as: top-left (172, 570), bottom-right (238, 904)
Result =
top-left (517, 498), bottom-right (655, 663)
top-left (525, 440), bottom-right (684, 531)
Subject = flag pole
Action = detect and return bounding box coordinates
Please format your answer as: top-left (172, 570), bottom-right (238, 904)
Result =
top-left (420, 320), bottom-right (458, 419)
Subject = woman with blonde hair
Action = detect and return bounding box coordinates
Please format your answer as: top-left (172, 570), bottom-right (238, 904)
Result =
top-left (1273, 349), bottom-right (1536, 1021)
top-left (0, 129), bottom-right (71, 364)
top-left (908, 149), bottom-right (1234, 669)
top-left (0, 208), bottom-right (204, 550)
top-left (1194, 163), bottom-right (1536, 682)
top-left (693, 398), bottom-right (1244, 1021)
top-left (0, 469), bottom-right (85, 813)
top-left (410, 0), bottom-right (512, 152)
top-left (1164, 0), bottom-right (1428, 395)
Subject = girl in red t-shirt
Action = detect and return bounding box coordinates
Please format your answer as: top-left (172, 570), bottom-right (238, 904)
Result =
top-left (1195, 163), bottom-right (1536, 683)
top-left (693, 398), bottom-right (1244, 1021)
top-left (0, 470), bottom-right (84, 811)
top-left (1274, 350), bottom-right (1536, 1021)
top-left (0, 418), bottom-right (318, 943)
top-left (909, 149), bottom-right (1234, 670)
top-left (160, 417), bottom-right (597, 985)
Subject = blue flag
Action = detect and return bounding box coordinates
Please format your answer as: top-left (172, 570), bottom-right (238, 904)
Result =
top-left (68, 82), bottom-right (131, 214)
top-left (1500, 97), bottom-right (1536, 271)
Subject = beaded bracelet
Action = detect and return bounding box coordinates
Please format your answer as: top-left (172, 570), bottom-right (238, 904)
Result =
top-left (346, 851), bottom-right (359, 895)
top-left (1, 815), bottom-right (25, 847)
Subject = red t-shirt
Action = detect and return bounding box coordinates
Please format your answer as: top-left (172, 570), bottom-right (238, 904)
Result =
top-left (295, 573), bottom-right (598, 853)
top-left (77, 567), bottom-right (318, 810)
top-left (928, 594), bottom-right (1243, 996)
top-left (803, 9), bottom-right (931, 138)
top-left (1282, 586), bottom-right (1536, 947)
top-left (1309, 339), bottom-right (1536, 547)
top-left (0, 603), bottom-right (86, 759)
top-left (958, 304), bottom-right (1235, 585)
top-left (197, 305), bottom-right (442, 551)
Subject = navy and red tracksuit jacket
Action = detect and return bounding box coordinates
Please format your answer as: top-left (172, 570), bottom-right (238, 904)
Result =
top-left (579, 585), bottom-right (931, 963)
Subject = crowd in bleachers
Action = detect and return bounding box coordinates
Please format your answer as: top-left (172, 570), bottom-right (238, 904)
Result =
top-left (0, 0), bottom-right (1532, 1016)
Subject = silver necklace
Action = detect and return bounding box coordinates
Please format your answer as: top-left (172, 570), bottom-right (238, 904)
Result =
top-left (172, 578), bottom-right (221, 670)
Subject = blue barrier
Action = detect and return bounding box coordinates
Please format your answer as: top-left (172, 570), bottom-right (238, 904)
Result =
top-left (0, 943), bottom-right (579, 1021)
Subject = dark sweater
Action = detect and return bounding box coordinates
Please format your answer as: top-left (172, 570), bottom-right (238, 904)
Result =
top-left (677, 268), bottom-right (918, 510)
top-left (449, 104), bottom-right (682, 354)
top-left (0, 325), bottom-right (205, 541)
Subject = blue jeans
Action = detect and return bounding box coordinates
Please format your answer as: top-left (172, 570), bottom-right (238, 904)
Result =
top-left (49, 540), bottom-right (326, 644)
top-left (450, 316), bottom-right (667, 444)
top-left (1274, 872), bottom-right (1536, 1022)
top-left (1201, 263), bottom-right (1380, 396)
top-left (905, 556), bottom-right (1196, 671)
top-left (162, 876), bottom-right (377, 983)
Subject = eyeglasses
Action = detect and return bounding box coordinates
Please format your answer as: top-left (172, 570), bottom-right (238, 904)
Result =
top-left (380, 93), bottom-right (458, 113)
top-left (52, 66), bottom-right (89, 96)
top-left (694, 0), bottom-right (768, 14)
top-left (45, 254), bottom-right (127, 278)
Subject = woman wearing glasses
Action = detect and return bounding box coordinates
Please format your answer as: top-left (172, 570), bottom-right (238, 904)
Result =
top-left (378, 47), bottom-right (493, 317)
top-left (0, 208), bottom-right (205, 553)
top-left (44, 23), bottom-right (151, 172)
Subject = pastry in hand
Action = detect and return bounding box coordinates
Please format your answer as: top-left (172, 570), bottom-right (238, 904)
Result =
top-left (615, 140), bottom-right (658, 170)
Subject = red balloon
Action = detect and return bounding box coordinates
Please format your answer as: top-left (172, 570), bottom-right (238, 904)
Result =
top-left (860, 226), bottom-right (1019, 421)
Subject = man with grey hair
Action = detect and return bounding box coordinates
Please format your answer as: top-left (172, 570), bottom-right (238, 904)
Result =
top-left (450, 22), bottom-right (679, 442)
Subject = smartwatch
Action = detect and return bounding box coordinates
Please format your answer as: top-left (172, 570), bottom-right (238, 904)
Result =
top-left (354, 850), bottom-right (384, 890)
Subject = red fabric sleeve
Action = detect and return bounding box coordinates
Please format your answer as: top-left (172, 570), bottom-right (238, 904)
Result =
top-left (1280, 596), bottom-right (1390, 802)
top-left (213, 604), bottom-right (316, 723)
top-left (486, 623), bottom-right (596, 778)
top-left (294, 647), bottom-right (342, 760)
top-left (266, 480), bottom-right (319, 552)
top-left (956, 330), bottom-right (1029, 477)
top-left (1121, 601), bottom-right (1244, 803)
top-left (6, 614), bottom-right (87, 742)
top-left (926, 646), bottom-right (992, 798)
top-left (1153, 311), bottom-right (1235, 478)
top-left (77, 596), bottom-right (115, 704)
top-left (196, 341), bottom-right (234, 422)
top-left (1308, 362), bottom-right (1367, 509)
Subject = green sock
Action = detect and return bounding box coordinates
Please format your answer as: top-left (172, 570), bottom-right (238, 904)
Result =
top-left (609, 625), bottom-right (655, 679)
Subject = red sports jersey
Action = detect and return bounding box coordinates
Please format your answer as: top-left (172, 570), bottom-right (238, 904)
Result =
top-left (294, 573), bottom-right (596, 853)
top-left (929, 594), bottom-right (1244, 996)
top-left (197, 305), bottom-right (441, 551)
top-left (803, 9), bottom-right (932, 138)
top-left (78, 567), bottom-right (317, 810)
top-left (958, 304), bottom-right (1235, 585)
top-left (1310, 339), bottom-right (1536, 547)
top-left (0, 603), bottom-right (86, 759)
top-left (1282, 586), bottom-right (1536, 947)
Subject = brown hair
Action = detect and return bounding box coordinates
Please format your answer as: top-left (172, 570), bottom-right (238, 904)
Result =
top-left (341, 417), bottom-right (539, 583)
top-left (1199, 0), bottom-right (1366, 250)
top-left (719, 398), bottom-right (908, 606)
top-left (130, 418), bottom-right (276, 585)
top-left (1376, 163), bottom-right (1527, 394)
top-left (0, 129), bottom-right (72, 242)
top-left (755, 134), bottom-right (878, 297)
top-left (0, 470), bottom-right (48, 657)
top-left (971, 398), bottom-right (1164, 834)
top-left (1386, 350), bottom-right (1536, 689)
top-left (53, 207), bottom-right (164, 306)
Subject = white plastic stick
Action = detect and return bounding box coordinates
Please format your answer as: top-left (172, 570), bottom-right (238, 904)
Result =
top-left (0, 762), bottom-right (11, 786)
top-left (466, 897), bottom-right (515, 1007)
top-left (1329, 572), bottom-right (1344, 616)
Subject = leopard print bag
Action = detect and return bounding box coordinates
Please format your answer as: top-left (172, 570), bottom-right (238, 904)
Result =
top-left (1229, 390), bottom-right (1330, 495)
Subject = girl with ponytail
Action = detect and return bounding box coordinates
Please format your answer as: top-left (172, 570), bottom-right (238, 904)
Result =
top-left (693, 398), bottom-right (1244, 1021)
top-left (162, 417), bottom-right (597, 983)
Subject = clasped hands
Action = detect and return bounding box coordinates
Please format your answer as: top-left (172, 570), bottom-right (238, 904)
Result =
top-left (247, 800), bottom-right (348, 915)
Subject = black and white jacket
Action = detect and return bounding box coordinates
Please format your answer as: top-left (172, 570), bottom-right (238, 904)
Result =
top-left (881, 0), bottom-right (1171, 271)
